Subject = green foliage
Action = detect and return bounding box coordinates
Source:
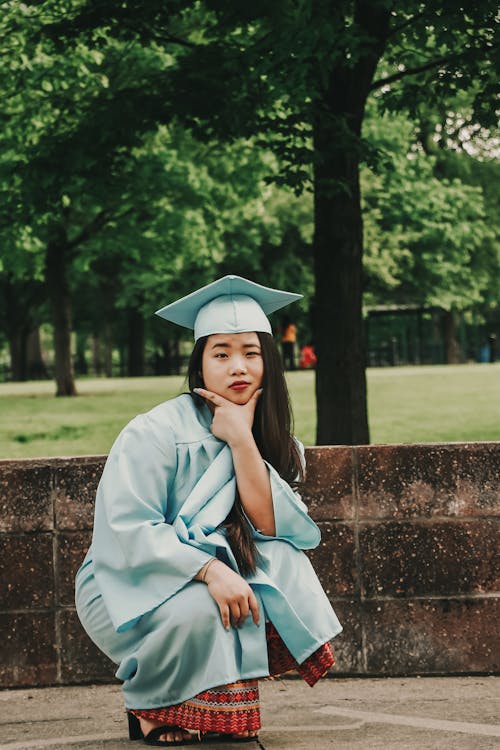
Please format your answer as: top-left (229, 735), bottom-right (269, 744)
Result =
top-left (0, 0), bottom-right (497, 444)
top-left (2, 0), bottom-right (496, 270)
top-left (374, 2), bottom-right (498, 122)
top-left (0, 2), bottom-right (316, 361)
top-left (362, 108), bottom-right (496, 311)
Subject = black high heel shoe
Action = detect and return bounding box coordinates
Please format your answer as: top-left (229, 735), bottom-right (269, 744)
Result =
top-left (128, 712), bottom-right (143, 741)
top-left (127, 711), bottom-right (199, 746)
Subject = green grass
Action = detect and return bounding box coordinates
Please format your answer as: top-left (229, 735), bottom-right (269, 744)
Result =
top-left (365, 363), bottom-right (500, 445)
top-left (0, 364), bottom-right (499, 458)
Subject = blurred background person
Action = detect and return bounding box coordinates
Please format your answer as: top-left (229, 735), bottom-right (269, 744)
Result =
top-left (281, 316), bottom-right (297, 370)
top-left (300, 342), bottom-right (317, 370)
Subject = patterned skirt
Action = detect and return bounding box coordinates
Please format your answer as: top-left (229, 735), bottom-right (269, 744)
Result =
top-left (131, 622), bottom-right (335, 735)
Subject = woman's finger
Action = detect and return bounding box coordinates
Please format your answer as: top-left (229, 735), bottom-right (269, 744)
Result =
top-left (237, 598), bottom-right (250, 627)
top-left (193, 387), bottom-right (224, 407)
top-left (248, 591), bottom-right (260, 626)
top-left (249, 388), bottom-right (263, 404)
top-left (217, 602), bottom-right (231, 630)
top-left (228, 601), bottom-right (242, 627)
top-left (242, 388), bottom-right (263, 420)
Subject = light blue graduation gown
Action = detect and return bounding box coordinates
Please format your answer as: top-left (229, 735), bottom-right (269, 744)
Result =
top-left (75, 394), bottom-right (342, 709)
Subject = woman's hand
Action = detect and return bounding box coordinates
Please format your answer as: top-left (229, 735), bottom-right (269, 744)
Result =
top-left (194, 387), bottom-right (261, 448)
top-left (194, 385), bottom-right (275, 536)
top-left (203, 559), bottom-right (260, 629)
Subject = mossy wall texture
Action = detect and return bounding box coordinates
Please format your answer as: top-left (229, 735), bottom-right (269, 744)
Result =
top-left (1, 443), bottom-right (499, 687)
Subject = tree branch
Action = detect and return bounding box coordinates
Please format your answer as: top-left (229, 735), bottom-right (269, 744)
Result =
top-left (386, 10), bottom-right (429, 40)
top-left (67, 208), bottom-right (115, 250)
top-left (370, 52), bottom-right (460, 91)
top-left (145, 29), bottom-right (198, 49)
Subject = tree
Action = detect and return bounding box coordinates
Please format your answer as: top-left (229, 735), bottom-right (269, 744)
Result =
top-left (361, 88), bottom-right (499, 361)
top-left (1, 2), bottom-right (309, 387)
top-left (2, 1), bottom-right (497, 439)
top-left (0, 4), bottom-right (179, 392)
top-left (362, 109), bottom-right (495, 301)
top-left (0, 224), bottom-right (46, 381)
top-left (39, 0), bottom-right (496, 441)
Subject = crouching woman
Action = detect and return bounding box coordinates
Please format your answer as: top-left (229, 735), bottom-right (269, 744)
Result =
top-left (75, 276), bottom-right (342, 746)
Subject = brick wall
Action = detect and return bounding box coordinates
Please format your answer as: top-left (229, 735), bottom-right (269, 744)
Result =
top-left (1, 443), bottom-right (499, 688)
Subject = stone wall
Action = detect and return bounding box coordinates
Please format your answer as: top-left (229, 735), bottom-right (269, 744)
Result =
top-left (0, 443), bottom-right (499, 688)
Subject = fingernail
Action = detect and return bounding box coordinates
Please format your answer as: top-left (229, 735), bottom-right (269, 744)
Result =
top-left (193, 388), bottom-right (201, 394)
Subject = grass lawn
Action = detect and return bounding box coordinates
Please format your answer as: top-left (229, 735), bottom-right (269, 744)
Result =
top-left (0, 363), bottom-right (499, 458)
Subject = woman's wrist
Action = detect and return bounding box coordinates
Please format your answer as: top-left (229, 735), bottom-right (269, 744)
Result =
top-left (196, 558), bottom-right (218, 583)
top-left (227, 428), bottom-right (254, 451)
top-left (203, 558), bottom-right (227, 584)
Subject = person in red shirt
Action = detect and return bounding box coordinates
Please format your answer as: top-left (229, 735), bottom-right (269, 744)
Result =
top-left (300, 343), bottom-right (317, 369)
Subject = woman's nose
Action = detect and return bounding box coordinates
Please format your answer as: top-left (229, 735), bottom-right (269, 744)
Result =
top-left (230, 358), bottom-right (247, 374)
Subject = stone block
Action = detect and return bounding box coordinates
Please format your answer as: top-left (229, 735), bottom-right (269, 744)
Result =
top-left (303, 447), bottom-right (354, 520)
top-left (57, 531), bottom-right (92, 606)
top-left (328, 599), bottom-right (364, 674)
top-left (53, 457), bottom-right (105, 530)
top-left (356, 443), bottom-right (500, 519)
top-left (0, 460), bottom-right (53, 532)
top-left (364, 598), bottom-right (500, 674)
top-left (0, 533), bottom-right (54, 609)
top-left (307, 522), bottom-right (357, 596)
top-left (359, 520), bottom-right (499, 598)
top-left (58, 609), bottom-right (117, 684)
top-left (0, 612), bottom-right (57, 686)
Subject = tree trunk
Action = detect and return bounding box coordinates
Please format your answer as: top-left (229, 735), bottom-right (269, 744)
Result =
top-left (312, 1), bottom-right (390, 445)
top-left (3, 278), bottom-right (28, 381)
top-left (153, 341), bottom-right (170, 376)
top-left (26, 327), bottom-right (48, 379)
top-left (442, 309), bottom-right (463, 364)
top-left (103, 320), bottom-right (114, 377)
top-left (127, 308), bottom-right (145, 376)
top-left (75, 332), bottom-right (89, 375)
top-left (8, 330), bottom-right (28, 381)
top-left (45, 236), bottom-right (77, 396)
top-left (2, 276), bottom-right (47, 381)
top-left (91, 335), bottom-right (104, 375)
top-left (313, 114), bottom-right (369, 445)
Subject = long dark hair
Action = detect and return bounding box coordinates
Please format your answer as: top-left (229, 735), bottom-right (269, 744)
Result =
top-left (187, 332), bottom-right (304, 575)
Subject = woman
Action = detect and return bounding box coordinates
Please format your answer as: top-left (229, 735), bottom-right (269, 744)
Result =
top-left (75, 275), bottom-right (342, 746)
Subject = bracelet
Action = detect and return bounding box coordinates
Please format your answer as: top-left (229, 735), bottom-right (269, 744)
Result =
top-left (200, 558), bottom-right (217, 583)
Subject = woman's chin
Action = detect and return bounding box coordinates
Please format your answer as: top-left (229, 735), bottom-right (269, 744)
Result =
top-left (226, 388), bottom-right (254, 405)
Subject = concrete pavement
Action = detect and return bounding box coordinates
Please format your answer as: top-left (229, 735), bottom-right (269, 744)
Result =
top-left (1, 676), bottom-right (499, 750)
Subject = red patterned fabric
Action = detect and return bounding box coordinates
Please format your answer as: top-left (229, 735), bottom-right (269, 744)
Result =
top-left (266, 622), bottom-right (335, 686)
top-left (131, 680), bottom-right (260, 734)
top-left (131, 624), bottom-right (334, 734)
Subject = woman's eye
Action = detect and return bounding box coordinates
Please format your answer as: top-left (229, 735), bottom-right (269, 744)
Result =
top-left (246, 351), bottom-right (260, 357)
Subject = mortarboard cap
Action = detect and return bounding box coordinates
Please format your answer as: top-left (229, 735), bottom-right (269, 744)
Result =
top-left (155, 275), bottom-right (302, 340)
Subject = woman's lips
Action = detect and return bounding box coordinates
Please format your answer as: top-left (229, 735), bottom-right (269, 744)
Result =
top-left (229, 382), bottom-right (250, 391)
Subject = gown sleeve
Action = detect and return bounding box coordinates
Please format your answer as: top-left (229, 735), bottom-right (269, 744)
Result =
top-left (248, 438), bottom-right (320, 550)
top-left (91, 413), bottom-right (212, 632)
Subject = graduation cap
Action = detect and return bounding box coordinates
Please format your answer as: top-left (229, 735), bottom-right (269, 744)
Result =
top-left (155, 275), bottom-right (302, 341)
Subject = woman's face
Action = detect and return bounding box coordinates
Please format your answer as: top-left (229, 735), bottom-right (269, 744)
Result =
top-left (201, 332), bottom-right (264, 405)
